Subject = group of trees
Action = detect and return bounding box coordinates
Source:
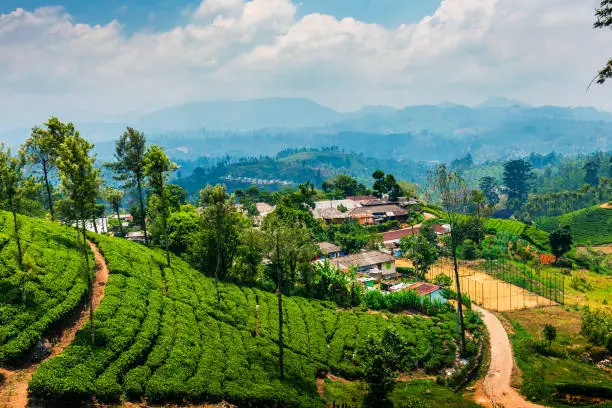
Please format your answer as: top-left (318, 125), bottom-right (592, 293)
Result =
top-left (0, 118), bottom-right (181, 344)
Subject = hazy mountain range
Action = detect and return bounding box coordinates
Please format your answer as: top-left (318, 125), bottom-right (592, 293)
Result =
top-left (2, 97), bottom-right (610, 163)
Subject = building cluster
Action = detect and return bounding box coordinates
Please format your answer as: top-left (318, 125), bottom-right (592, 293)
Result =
top-left (222, 175), bottom-right (294, 186)
top-left (312, 195), bottom-right (419, 225)
top-left (314, 242), bottom-right (446, 303)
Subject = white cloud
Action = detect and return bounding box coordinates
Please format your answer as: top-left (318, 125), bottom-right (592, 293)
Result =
top-left (0, 0), bottom-right (610, 129)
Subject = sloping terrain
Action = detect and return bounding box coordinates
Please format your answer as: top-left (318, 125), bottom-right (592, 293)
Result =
top-left (30, 233), bottom-right (467, 406)
top-left (0, 211), bottom-right (90, 362)
top-left (537, 205), bottom-right (612, 245)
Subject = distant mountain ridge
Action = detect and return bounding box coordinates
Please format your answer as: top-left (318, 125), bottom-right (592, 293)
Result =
top-left (2, 97), bottom-right (610, 162)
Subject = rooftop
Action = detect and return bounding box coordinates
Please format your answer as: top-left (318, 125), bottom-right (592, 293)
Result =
top-left (313, 207), bottom-right (349, 220)
top-left (408, 282), bottom-right (443, 296)
top-left (348, 205), bottom-right (408, 218)
top-left (331, 250), bottom-right (396, 269)
top-left (314, 199), bottom-right (361, 211)
top-left (317, 242), bottom-right (342, 254)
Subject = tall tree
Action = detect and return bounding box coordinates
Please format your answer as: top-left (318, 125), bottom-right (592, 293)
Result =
top-left (143, 145), bottom-right (176, 267)
top-left (109, 128), bottom-right (148, 243)
top-left (593, 1), bottom-right (612, 85)
top-left (56, 134), bottom-right (100, 344)
top-left (0, 145), bottom-right (39, 301)
top-left (584, 159), bottom-right (600, 187)
top-left (503, 159), bottom-right (534, 209)
top-left (479, 176), bottom-right (500, 206)
top-left (431, 164), bottom-right (469, 355)
top-left (262, 210), bottom-right (315, 379)
top-left (199, 184), bottom-right (236, 308)
top-left (549, 225), bottom-right (573, 262)
top-left (399, 231), bottom-right (438, 281)
top-left (322, 174), bottom-right (368, 199)
top-left (104, 187), bottom-right (125, 236)
top-left (23, 117), bottom-right (74, 219)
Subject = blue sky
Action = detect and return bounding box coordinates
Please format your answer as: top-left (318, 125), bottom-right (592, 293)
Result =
top-left (0, 0), bottom-right (610, 128)
top-left (1, 0), bottom-right (442, 33)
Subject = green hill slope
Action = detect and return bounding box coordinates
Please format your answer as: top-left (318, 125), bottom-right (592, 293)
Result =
top-left (0, 211), bottom-right (89, 361)
top-left (536, 206), bottom-right (612, 245)
top-left (30, 233), bottom-right (472, 406)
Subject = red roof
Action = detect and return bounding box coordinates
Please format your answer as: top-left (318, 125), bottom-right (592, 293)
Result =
top-left (383, 228), bottom-right (420, 242)
top-left (409, 282), bottom-right (442, 296)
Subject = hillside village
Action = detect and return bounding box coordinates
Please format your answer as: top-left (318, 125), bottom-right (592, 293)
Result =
top-left (1, 1), bottom-right (612, 407)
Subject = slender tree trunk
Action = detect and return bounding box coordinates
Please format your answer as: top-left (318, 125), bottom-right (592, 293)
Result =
top-left (276, 233), bottom-right (284, 380)
top-left (82, 219), bottom-right (95, 344)
top-left (42, 160), bottom-right (55, 220)
top-left (451, 235), bottom-right (466, 355)
top-left (115, 207), bottom-right (125, 236)
top-left (91, 216), bottom-right (98, 234)
top-left (9, 199), bottom-right (23, 268)
top-left (10, 199), bottom-right (26, 303)
top-left (215, 247), bottom-right (222, 309)
top-left (163, 213), bottom-right (170, 267)
top-left (136, 176), bottom-right (148, 244)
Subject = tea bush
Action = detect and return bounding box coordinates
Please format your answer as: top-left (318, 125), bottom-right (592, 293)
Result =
top-left (0, 211), bottom-right (89, 361)
top-left (30, 233), bottom-right (479, 406)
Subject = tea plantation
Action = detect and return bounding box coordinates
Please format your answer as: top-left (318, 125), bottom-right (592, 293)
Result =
top-left (29, 233), bottom-right (472, 406)
top-left (537, 205), bottom-right (612, 245)
top-left (0, 211), bottom-right (89, 362)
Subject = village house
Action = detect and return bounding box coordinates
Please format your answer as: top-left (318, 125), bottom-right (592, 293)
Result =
top-left (316, 242), bottom-right (344, 259)
top-left (125, 231), bottom-right (147, 243)
top-left (407, 282), bottom-right (447, 303)
top-left (329, 250), bottom-right (398, 281)
top-left (347, 204), bottom-right (408, 225)
top-left (382, 224), bottom-right (450, 246)
top-left (311, 207), bottom-right (349, 223)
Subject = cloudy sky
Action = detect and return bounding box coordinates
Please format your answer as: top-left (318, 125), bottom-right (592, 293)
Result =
top-left (0, 0), bottom-right (610, 129)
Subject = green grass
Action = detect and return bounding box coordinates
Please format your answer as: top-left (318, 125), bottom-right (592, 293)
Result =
top-left (0, 211), bottom-right (89, 362)
top-left (503, 308), bottom-right (612, 407)
top-left (324, 378), bottom-right (480, 407)
top-left (30, 232), bottom-right (475, 406)
top-left (537, 206), bottom-right (612, 246)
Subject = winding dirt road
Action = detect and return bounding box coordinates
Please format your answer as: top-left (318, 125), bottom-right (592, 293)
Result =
top-left (474, 305), bottom-right (545, 408)
top-left (0, 241), bottom-right (109, 408)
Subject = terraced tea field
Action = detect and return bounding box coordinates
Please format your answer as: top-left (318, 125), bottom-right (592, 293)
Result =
top-left (30, 233), bottom-right (471, 406)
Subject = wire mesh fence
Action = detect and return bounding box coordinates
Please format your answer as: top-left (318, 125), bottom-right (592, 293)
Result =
top-left (426, 257), bottom-right (564, 312)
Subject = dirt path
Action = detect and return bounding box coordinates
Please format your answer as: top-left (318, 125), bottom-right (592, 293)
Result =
top-left (473, 305), bottom-right (545, 408)
top-left (0, 241), bottom-right (109, 408)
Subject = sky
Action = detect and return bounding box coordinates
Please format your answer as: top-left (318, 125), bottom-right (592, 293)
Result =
top-left (0, 0), bottom-right (610, 129)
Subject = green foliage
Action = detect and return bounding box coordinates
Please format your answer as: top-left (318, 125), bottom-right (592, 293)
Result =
top-left (433, 273), bottom-right (452, 288)
top-left (400, 233), bottom-right (439, 279)
top-left (23, 117), bottom-right (75, 218)
top-left (311, 261), bottom-right (362, 307)
top-left (0, 212), bottom-right (88, 361)
top-left (327, 219), bottom-right (371, 254)
top-left (503, 159), bottom-right (534, 209)
top-left (549, 226), bottom-right (573, 261)
top-left (30, 233), bottom-right (472, 406)
top-left (479, 176), bottom-right (499, 206)
top-left (322, 174), bottom-right (368, 199)
top-left (361, 290), bottom-right (452, 316)
top-left (537, 206), bottom-right (612, 246)
top-left (581, 307), bottom-right (612, 353)
top-left (360, 328), bottom-right (400, 407)
top-left (542, 324), bottom-right (557, 347)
